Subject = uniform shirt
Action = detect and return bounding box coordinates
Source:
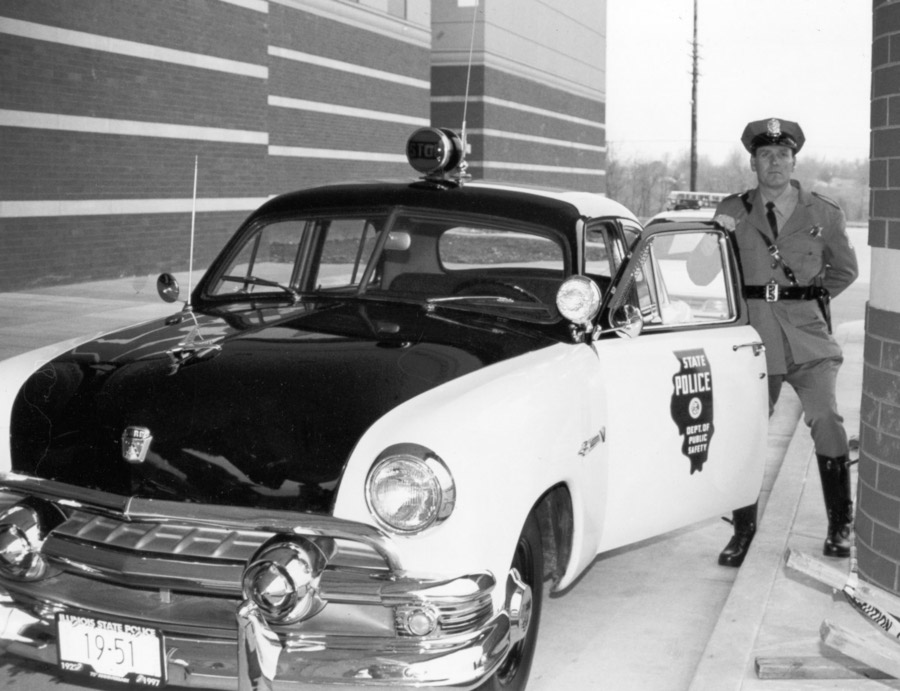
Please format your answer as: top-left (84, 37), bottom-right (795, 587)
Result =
top-left (713, 180), bottom-right (858, 374)
top-left (760, 184), bottom-right (798, 236)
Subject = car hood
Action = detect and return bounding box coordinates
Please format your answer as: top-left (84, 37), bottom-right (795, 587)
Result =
top-left (9, 299), bottom-right (558, 514)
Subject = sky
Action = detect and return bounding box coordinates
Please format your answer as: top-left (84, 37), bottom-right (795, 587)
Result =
top-left (606, 0), bottom-right (872, 164)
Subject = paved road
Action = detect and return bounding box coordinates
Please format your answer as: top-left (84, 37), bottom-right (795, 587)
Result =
top-left (0, 226), bottom-right (870, 690)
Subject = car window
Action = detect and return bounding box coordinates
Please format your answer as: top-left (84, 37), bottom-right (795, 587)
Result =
top-left (438, 226), bottom-right (563, 272)
top-left (621, 229), bottom-right (735, 328)
top-left (585, 222), bottom-right (617, 280)
top-left (207, 216), bottom-right (383, 297)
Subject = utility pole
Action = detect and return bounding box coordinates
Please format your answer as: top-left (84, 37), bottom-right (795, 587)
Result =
top-left (690, 0), bottom-right (698, 191)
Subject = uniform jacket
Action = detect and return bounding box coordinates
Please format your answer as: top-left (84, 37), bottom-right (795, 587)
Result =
top-left (714, 181), bottom-right (858, 374)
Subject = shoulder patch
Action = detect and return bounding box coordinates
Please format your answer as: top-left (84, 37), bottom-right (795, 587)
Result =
top-left (811, 190), bottom-right (841, 209)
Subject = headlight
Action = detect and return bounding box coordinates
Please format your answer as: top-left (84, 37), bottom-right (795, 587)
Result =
top-left (0, 500), bottom-right (65, 581)
top-left (366, 444), bottom-right (455, 534)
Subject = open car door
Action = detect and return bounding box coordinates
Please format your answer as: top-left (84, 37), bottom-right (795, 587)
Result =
top-left (590, 222), bottom-right (768, 553)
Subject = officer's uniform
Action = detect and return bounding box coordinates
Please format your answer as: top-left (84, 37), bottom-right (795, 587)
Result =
top-left (712, 118), bottom-right (858, 566)
top-left (716, 183), bottom-right (857, 453)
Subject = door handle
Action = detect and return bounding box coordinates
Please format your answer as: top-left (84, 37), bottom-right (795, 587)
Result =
top-left (733, 341), bottom-right (765, 356)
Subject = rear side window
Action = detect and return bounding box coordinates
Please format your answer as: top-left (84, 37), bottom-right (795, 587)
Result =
top-left (438, 227), bottom-right (564, 273)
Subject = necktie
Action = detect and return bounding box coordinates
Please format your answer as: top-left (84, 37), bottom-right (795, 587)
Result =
top-left (765, 201), bottom-right (778, 239)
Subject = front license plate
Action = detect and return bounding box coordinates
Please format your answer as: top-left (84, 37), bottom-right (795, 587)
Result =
top-left (57, 612), bottom-right (166, 687)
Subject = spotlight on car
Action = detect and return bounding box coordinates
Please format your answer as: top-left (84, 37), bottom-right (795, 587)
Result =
top-left (366, 444), bottom-right (455, 534)
top-left (242, 537), bottom-right (331, 625)
top-left (0, 501), bottom-right (65, 581)
top-left (556, 275), bottom-right (602, 327)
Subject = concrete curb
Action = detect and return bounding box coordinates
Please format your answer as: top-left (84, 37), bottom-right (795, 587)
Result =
top-left (688, 321), bottom-right (864, 690)
top-left (688, 405), bottom-right (811, 690)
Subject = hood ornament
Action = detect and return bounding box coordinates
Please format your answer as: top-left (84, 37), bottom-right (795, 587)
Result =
top-left (166, 319), bottom-right (223, 375)
top-left (122, 426), bottom-right (153, 464)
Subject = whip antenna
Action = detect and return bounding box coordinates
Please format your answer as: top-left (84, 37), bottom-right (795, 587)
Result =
top-left (459, 1), bottom-right (479, 175)
top-left (187, 155), bottom-right (198, 309)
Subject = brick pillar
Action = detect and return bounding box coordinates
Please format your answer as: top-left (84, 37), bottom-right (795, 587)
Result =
top-left (856, 0), bottom-right (900, 592)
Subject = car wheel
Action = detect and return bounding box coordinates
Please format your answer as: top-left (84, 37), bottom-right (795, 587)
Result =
top-left (478, 512), bottom-right (544, 691)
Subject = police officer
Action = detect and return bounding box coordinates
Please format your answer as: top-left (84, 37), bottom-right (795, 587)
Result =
top-left (703, 118), bottom-right (859, 567)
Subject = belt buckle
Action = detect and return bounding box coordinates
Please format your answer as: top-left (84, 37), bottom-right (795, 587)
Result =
top-left (765, 282), bottom-right (779, 302)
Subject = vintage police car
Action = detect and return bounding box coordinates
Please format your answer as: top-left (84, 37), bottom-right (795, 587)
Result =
top-left (0, 128), bottom-right (767, 690)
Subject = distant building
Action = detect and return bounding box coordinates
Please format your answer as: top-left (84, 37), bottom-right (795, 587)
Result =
top-left (0, 0), bottom-right (607, 290)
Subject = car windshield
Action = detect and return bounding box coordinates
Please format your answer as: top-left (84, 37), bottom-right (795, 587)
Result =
top-left (206, 211), bottom-right (570, 322)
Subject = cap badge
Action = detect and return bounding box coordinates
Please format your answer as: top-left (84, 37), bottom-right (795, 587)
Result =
top-left (122, 426), bottom-right (153, 464)
top-left (767, 119), bottom-right (782, 137)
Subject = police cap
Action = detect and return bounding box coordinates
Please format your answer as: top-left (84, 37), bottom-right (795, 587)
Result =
top-left (741, 118), bottom-right (805, 154)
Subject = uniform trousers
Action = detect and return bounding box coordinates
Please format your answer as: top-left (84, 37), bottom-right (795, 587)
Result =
top-left (767, 332), bottom-right (847, 458)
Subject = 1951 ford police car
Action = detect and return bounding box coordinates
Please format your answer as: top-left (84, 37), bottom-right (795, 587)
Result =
top-left (0, 128), bottom-right (767, 690)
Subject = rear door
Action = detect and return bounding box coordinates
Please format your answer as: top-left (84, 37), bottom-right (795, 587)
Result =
top-left (589, 223), bottom-right (768, 553)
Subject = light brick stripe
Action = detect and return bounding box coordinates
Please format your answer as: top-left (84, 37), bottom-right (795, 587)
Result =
top-left (268, 146), bottom-right (406, 162)
top-left (268, 46), bottom-right (428, 89)
top-left (0, 109), bottom-right (268, 145)
top-left (268, 95), bottom-right (427, 127)
top-left (432, 95), bottom-right (604, 129)
top-left (0, 17), bottom-right (268, 78)
top-left (0, 198), bottom-right (268, 219)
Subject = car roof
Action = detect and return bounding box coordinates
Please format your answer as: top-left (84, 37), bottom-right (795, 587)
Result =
top-left (254, 179), bottom-right (640, 249)
top-left (645, 208), bottom-right (717, 226)
top-left (464, 181), bottom-right (640, 223)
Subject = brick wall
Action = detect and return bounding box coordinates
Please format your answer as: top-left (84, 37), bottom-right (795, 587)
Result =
top-left (0, 0), bottom-right (430, 290)
top-left (430, 1), bottom-right (606, 194)
top-left (857, 0), bottom-right (900, 592)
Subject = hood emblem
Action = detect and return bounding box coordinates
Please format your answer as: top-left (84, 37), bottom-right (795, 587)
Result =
top-left (122, 426), bottom-right (153, 464)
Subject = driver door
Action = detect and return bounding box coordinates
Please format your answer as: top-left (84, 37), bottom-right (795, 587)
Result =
top-left (590, 225), bottom-right (768, 552)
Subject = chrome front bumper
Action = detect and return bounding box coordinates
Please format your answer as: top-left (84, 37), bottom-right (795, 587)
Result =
top-left (0, 592), bottom-right (513, 690)
top-left (0, 482), bottom-right (525, 689)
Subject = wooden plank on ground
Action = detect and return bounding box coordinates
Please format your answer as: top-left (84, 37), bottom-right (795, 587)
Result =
top-left (821, 619), bottom-right (900, 679)
top-left (756, 655), bottom-right (893, 680)
top-left (787, 549), bottom-right (900, 617)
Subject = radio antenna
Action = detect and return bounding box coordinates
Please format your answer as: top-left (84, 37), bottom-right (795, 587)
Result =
top-left (187, 155), bottom-right (198, 310)
top-left (458, 2), bottom-right (479, 176)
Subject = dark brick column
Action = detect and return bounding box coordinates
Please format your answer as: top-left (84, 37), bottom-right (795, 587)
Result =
top-left (856, 0), bottom-right (900, 592)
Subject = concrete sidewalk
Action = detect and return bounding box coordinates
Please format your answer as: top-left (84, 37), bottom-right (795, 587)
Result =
top-left (690, 320), bottom-right (900, 690)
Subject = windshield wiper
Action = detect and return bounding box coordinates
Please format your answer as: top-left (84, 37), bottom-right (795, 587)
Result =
top-left (426, 295), bottom-right (515, 305)
top-left (221, 275), bottom-right (303, 302)
top-left (425, 295), bottom-right (553, 316)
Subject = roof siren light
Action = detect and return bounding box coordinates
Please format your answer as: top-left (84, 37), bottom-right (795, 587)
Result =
top-left (406, 128), bottom-right (465, 178)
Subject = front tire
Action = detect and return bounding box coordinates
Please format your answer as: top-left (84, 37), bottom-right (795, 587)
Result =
top-left (478, 512), bottom-right (544, 691)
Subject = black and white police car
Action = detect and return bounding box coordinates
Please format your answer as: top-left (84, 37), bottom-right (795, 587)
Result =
top-left (0, 128), bottom-right (767, 690)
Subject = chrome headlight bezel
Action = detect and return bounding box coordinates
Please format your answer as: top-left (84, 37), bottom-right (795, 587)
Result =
top-left (365, 444), bottom-right (455, 535)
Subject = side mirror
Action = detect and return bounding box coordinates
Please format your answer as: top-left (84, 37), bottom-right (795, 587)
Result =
top-left (609, 304), bottom-right (643, 338)
top-left (157, 273), bottom-right (181, 303)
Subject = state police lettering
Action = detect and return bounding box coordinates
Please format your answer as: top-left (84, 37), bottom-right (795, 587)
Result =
top-left (670, 348), bottom-right (715, 474)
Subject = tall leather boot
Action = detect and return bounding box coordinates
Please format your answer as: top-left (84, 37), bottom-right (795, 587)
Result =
top-left (817, 454), bottom-right (853, 558)
top-left (718, 502), bottom-right (757, 567)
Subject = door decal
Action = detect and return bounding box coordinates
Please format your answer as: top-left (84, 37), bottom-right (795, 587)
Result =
top-left (670, 348), bottom-right (715, 474)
